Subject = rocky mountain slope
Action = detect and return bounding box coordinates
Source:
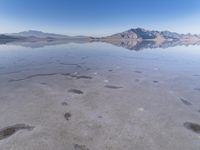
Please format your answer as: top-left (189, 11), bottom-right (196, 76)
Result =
top-left (100, 28), bottom-right (200, 41)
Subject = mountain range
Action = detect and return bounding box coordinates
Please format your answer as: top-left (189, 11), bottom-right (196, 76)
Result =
top-left (0, 28), bottom-right (200, 50)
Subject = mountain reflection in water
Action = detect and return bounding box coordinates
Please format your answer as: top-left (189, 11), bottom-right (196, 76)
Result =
top-left (1, 38), bottom-right (200, 51)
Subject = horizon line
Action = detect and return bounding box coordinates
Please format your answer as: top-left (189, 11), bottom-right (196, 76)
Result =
top-left (1, 27), bottom-right (200, 37)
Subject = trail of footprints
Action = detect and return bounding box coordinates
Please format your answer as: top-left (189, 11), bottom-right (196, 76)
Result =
top-left (179, 97), bottom-right (200, 134)
top-left (61, 101), bottom-right (90, 150)
top-left (3, 67), bottom-right (200, 144)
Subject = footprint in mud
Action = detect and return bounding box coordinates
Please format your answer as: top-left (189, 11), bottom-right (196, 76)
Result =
top-left (74, 144), bottom-right (90, 150)
top-left (104, 85), bottom-right (123, 89)
top-left (61, 102), bottom-right (68, 106)
top-left (64, 112), bottom-right (71, 121)
top-left (0, 124), bottom-right (34, 140)
top-left (68, 89), bottom-right (84, 94)
top-left (180, 98), bottom-right (192, 106)
top-left (184, 122), bottom-right (200, 134)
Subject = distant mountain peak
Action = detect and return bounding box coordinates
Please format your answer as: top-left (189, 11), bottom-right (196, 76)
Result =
top-left (8, 30), bottom-right (70, 39)
top-left (20, 30), bottom-right (45, 34)
top-left (103, 27), bottom-right (200, 41)
top-left (129, 28), bottom-right (147, 32)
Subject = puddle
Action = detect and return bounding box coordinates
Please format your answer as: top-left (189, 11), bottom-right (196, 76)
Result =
top-left (184, 122), bottom-right (200, 134)
top-left (68, 89), bottom-right (84, 94)
top-left (0, 124), bottom-right (34, 140)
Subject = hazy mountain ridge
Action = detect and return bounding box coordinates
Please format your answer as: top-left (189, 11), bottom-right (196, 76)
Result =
top-left (100, 28), bottom-right (200, 41)
top-left (1, 28), bottom-right (200, 41)
top-left (0, 28), bottom-right (200, 50)
top-left (8, 30), bottom-right (70, 39)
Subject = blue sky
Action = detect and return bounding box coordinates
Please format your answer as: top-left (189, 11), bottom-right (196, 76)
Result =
top-left (0, 0), bottom-right (200, 36)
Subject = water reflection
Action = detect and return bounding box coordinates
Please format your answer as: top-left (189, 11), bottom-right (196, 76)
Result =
top-left (0, 41), bottom-right (200, 150)
top-left (1, 38), bottom-right (200, 50)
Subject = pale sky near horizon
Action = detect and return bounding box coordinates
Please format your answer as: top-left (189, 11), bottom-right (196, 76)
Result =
top-left (0, 0), bottom-right (200, 36)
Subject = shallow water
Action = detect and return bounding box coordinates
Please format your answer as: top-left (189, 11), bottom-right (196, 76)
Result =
top-left (0, 42), bottom-right (200, 150)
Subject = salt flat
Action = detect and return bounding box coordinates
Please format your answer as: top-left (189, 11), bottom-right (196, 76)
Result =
top-left (0, 42), bottom-right (200, 150)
